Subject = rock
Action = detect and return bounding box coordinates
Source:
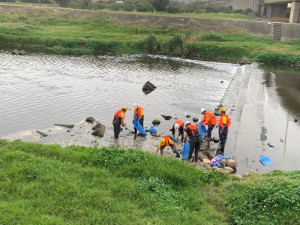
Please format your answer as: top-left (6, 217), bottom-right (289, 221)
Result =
top-left (86, 117), bottom-right (95, 123)
top-left (145, 129), bottom-right (150, 132)
top-left (212, 137), bottom-right (219, 143)
top-left (19, 50), bottom-right (26, 55)
top-left (224, 167), bottom-right (234, 173)
top-left (220, 159), bottom-right (227, 167)
top-left (152, 119), bottom-right (161, 125)
top-left (280, 138), bottom-right (284, 142)
top-left (214, 104), bottom-right (223, 116)
top-left (245, 170), bottom-right (258, 177)
top-left (36, 130), bottom-right (48, 137)
top-left (92, 122), bottom-right (105, 131)
top-left (186, 115), bottom-right (191, 118)
top-left (214, 167), bottom-right (230, 174)
top-left (220, 81), bottom-right (224, 83)
top-left (13, 139), bottom-right (22, 142)
top-left (233, 174), bottom-right (243, 179)
top-left (161, 115), bottom-right (172, 120)
top-left (11, 49), bottom-right (26, 55)
top-left (151, 133), bottom-right (161, 137)
top-left (91, 123), bottom-right (105, 137)
top-left (295, 119), bottom-right (298, 122)
top-left (200, 139), bottom-right (210, 151)
top-left (142, 81), bottom-right (156, 94)
top-left (91, 127), bottom-right (105, 137)
top-left (11, 49), bottom-right (19, 55)
top-left (54, 124), bottom-right (75, 129)
top-left (203, 158), bottom-right (211, 164)
top-left (199, 162), bottom-right (211, 169)
top-left (198, 152), bottom-right (206, 161)
top-left (267, 143), bottom-right (274, 148)
top-left (226, 159), bottom-right (237, 168)
top-left (192, 117), bottom-right (199, 123)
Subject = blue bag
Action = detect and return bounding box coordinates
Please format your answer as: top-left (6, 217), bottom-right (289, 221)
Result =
top-left (181, 142), bottom-right (190, 159)
top-left (149, 126), bottom-right (157, 134)
top-left (132, 114), bottom-right (147, 136)
top-left (198, 122), bottom-right (208, 140)
top-left (260, 155), bottom-right (272, 165)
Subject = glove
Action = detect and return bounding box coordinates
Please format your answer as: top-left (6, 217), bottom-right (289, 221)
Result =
top-left (219, 131), bottom-right (223, 135)
top-left (215, 124), bottom-right (219, 128)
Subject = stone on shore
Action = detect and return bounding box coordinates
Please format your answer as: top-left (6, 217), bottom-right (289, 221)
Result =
top-left (86, 117), bottom-right (95, 123)
top-left (142, 81), bottom-right (156, 94)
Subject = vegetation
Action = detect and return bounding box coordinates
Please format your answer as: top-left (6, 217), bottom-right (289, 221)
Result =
top-left (0, 139), bottom-right (299, 224)
top-left (0, 8), bottom-right (299, 65)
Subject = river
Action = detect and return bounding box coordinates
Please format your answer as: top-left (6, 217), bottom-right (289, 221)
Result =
top-left (0, 52), bottom-right (299, 174)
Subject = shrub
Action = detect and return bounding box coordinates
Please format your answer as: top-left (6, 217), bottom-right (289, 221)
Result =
top-left (202, 33), bottom-right (227, 42)
top-left (143, 34), bottom-right (159, 54)
top-left (163, 34), bottom-right (186, 56)
top-left (252, 51), bottom-right (300, 65)
top-left (166, 6), bottom-right (182, 14)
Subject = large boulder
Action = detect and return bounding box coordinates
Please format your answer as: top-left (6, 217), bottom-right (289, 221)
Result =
top-left (91, 122), bottom-right (105, 137)
top-left (152, 119), bottom-right (161, 125)
top-left (142, 81), bottom-right (156, 94)
top-left (226, 159), bottom-right (238, 168)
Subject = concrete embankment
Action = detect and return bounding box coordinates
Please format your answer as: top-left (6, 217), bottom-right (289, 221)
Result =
top-left (223, 63), bottom-right (300, 174)
top-left (1, 3), bottom-right (300, 41)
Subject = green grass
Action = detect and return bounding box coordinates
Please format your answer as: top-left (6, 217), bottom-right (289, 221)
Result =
top-left (0, 9), bottom-right (299, 65)
top-left (0, 139), bottom-right (299, 224)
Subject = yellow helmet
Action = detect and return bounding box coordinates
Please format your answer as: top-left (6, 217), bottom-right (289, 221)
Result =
top-left (123, 106), bottom-right (128, 111)
top-left (160, 138), bottom-right (166, 146)
top-left (219, 107), bottom-right (226, 112)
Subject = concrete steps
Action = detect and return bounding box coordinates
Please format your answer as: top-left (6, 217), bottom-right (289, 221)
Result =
top-left (272, 23), bottom-right (282, 42)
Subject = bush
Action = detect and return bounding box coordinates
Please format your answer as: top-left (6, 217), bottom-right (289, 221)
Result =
top-left (252, 51), bottom-right (300, 65)
top-left (143, 34), bottom-right (159, 53)
top-left (166, 6), bottom-right (182, 14)
top-left (227, 173), bottom-right (300, 225)
top-left (202, 33), bottom-right (227, 42)
top-left (163, 34), bottom-right (186, 56)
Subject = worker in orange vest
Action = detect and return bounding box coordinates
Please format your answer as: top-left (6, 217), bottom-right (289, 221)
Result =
top-left (133, 103), bottom-right (144, 138)
top-left (156, 136), bottom-right (180, 157)
top-left (200, 108), bottom-right (217, 138)
top-left (170, 120), bottom-right (184, 142)
top-left (216, 107), bottom-right (231, 155)
top-left (112, 106), bottom-right (128, 139)
top-left (184, 121), bottom-right (201, 162)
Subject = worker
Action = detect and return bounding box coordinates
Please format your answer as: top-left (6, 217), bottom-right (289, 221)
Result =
top-left (170, 120), bottom-right (184, 142)
top-left (112, 106), bottom-right (128, 139)
top-left (216, 107), bottom-right (231, 156)
top-left (184, 121), bottom-right (201, 162)
top-left (156, 136), bottom-right (180, 158)
top-left (133, 103), bottom-right (144, 138)
top-left (200, 108), bottom-right (217, 138)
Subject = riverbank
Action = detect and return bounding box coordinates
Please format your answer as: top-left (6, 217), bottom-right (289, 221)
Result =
top-left (0, 4), bottom-right (300, 65)
top-left (0, 139), bottom-right (299, 224)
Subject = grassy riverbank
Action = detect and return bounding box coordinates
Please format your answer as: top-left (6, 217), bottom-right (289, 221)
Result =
top-left (0, 139), bottom-right (299, 224)
top-left (0, 8), bottom-right (300, 65)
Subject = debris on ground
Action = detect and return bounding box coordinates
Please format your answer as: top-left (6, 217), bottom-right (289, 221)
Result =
top-left (36, 130), bottom-right (48, 137)
top-left (54, 124), bottom-right (75, 129)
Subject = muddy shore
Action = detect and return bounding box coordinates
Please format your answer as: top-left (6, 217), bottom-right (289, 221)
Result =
top-left (3, 61), bottom-right (299, 174)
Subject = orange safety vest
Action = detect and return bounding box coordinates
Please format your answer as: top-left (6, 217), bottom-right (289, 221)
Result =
top-left (162, 136), bottom-right (171, 146)
top-left (175, 120), bottom-right (184, 129)
top-left (219, 114), bottom-right (231, 128)
top-left (133, 106), bottom-right (144, 119)
top-left (186, 124), bottom-right (200, 137)
top-left (114, 109), bottom-right (125, 125)
top-left (202, 111), bottom-right (217, 126)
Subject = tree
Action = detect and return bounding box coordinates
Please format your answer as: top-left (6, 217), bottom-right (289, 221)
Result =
top-left (149, 0), bottom-right (169, 11)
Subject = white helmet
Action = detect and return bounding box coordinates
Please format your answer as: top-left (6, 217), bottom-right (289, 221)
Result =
top-left (133, 103), bottom-right (138, 109)
top-left (185, 121), bottom-right (191, 125)
top-left (174, 124), bottom-right (179, 129)
top-left (200, 108), bottom-right (206, 113)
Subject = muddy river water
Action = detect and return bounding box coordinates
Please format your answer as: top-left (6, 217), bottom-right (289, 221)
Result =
top-left (0, 52), bottom-right (299, 174)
